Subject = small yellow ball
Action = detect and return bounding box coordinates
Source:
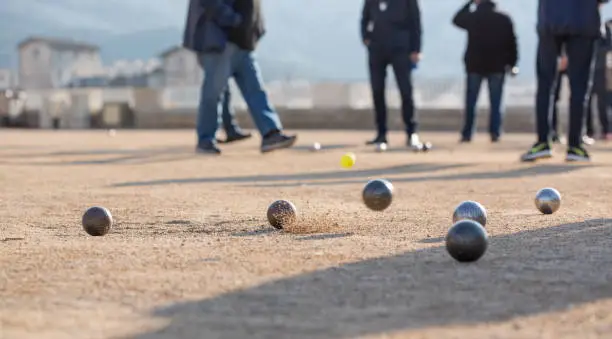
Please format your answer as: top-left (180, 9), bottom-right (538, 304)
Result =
top-left (340, 152), bottom-right (356, 168)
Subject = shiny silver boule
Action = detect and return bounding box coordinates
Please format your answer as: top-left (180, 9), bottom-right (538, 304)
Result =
top-left (375, 142), bottom-right (387, 152)
top-left (452, 200), bottom-right (487, 227)
top-left (362, 179), bottom-right (394, 211)
top-left (535, 188), bottom-right (561, 214)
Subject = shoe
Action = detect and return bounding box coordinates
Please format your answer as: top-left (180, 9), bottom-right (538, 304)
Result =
top-left (261, 131), bottom-right (297, 153)
top-left (366, 135), bottom-right (387, 145)
top-left (582, 135), bottom-right (595, 146)
top-left (459, 136), bottom-right (471, 143)
top-left (491, 135), bottom-right (500, 143)
top-left (407, 133), bottom-right (421, 148)
top-left (566, 146), bottom-right (590, 162)
top-left (218, 130), bottom-right (252, 144)
top-left (520, 142), bottom-right (552, 162)
top-left (196, 141), bottom-right (221, 155)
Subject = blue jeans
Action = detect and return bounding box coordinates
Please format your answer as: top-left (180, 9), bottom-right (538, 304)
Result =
top-left (220, 86), bottom-right (241, 135)
top-left (197, 43), bottom-right (282, 143)
top-left (461, 73), bottom-right (506, 140)
top-left (536, 34), bottom-right (595, 147)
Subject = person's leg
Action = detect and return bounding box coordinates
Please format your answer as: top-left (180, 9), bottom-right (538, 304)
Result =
top-left (219, 85), bottom-right (252, 143)
top-left (585, 92), bottom-right (595, 138)
top-left (551, 72), bottom-right (563, 141)
top-left (367, 48), bottom-right (389, 144)
top-left (460, 74), bottom-right (483, 142)
top-left (390, 51), bottom-right (418, 144)
top-left (521, 33), bottom-right (561, 161)
top-left (230, 45), bottom-right (296, 152)
top-left (593, 67), bottom-right (609, 137)
top-left (565, 35), bottom-right (596, 160)
top-left (487, 73), bottom-right (506, 142)
top-left (196, 47), bottom-right (234, 153)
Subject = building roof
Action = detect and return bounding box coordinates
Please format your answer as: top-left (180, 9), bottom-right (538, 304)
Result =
top-left (18, 36), bottom-right (100, 51)
top-left (159, 45), bottom-right (186, 58)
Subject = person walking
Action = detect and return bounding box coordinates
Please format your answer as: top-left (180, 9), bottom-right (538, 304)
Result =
top-left (183, 0), bottom-right (296, 155)
top-left (360, 0), bottom-right (423, 148)
top-left (521, 0), bottom-right (608, 162)
top-left (452, 0), bottom-right (518, 143)
top-left (585, 17), bottom-right (612, 141)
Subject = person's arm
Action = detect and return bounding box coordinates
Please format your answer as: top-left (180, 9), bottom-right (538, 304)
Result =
top-left (199, 0), bottom-right (242, 27)
top-left (361, 0), bottom-right (372, 44)
top-left (452, 1), bottom-right (473, 29)
top-left (407, 0), bottom-right (422, 53)
top-left (507, 18), bottom-right (518, 69)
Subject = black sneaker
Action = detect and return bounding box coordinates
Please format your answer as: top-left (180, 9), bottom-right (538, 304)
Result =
top-left (366, 135), bottom-right (387, 145)
top-left (261, 131), bottom-right (297, 153)
top-left (196, 141), bottom-right (221, 155)
top-left (520, 142), bottom-right (552, 162)
top-left (491, 135), bottom-right (500, 143)
top-left (218, 130), bottom-right (252, 144)
top-left (566, 146), bottom-right (590, 162)
top-left (459, 136), bottom-right (471, 143)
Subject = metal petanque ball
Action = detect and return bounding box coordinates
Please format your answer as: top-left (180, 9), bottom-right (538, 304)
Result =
top-left (452, 200), bottom-right (487, 227)
top-left (311, 142), bottom-right (321, 152)
top-left (267, 200), bottom-right (297, 229)
top-left (375, 142), bottom-right (387, 152)
top-left (445, 220), bottom-right (488, 263)
top-left (535, 188), bottom-right (561, 214)
top-left (82, 206), bottom-right (113, 236)
top-left (362, 179), bottom-right (394, 211)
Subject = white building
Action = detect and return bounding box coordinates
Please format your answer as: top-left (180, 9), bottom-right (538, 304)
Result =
top-left (159, 46), bottom-right (202, 87)
top-left (0, 69), bottom-right (15, 90)
top-left (18, 36), bottom-right (103, 89)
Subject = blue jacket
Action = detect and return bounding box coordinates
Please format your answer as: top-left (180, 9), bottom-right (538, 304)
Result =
top-left (361, 0), bottom-right (422, 53)
top-left (537, 0), bottom-right (607, 37)
top-left (183, 0), bottom-right (243, 53)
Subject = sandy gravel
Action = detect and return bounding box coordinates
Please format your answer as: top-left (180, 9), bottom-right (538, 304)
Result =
top-left (1, 129), bottom-right (611, 339)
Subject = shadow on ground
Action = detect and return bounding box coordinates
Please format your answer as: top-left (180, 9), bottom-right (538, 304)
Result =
top-left (130, 219), bottom-right (612, 339)
top-left (249, 163), bottom-right (595, 188)
top-left (0, 146), bottom-right (193, 165)
top-left (112, 163), bottom-right (468, 187)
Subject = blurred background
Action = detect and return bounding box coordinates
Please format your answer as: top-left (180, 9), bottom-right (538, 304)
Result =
top-left (1, 0), bottom-right (611, 130)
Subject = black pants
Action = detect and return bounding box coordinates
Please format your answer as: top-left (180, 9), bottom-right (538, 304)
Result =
top-left (368, 48), bottom-right (417, 137)
top-left (586, 67), bottom-right (611, 136)
top-left (536, 34), bottom-right (595, 147)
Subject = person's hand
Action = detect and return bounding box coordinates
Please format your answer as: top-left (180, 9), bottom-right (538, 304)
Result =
top-left (509, 66), bottom-right (519, 77)
top-left (363, 40), bottom-right (370, 46)
top-left (410, 52), bottom-right (421, 64)
top-left (558, 56), bottom-right (568, 72)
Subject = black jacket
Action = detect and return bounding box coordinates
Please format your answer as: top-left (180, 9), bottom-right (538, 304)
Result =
top-left (453, 1), bottom-right (518, 75)
top-left (228, 0), bottom-right (265, 51)
top-left (595, 20), bottom-right (612, 71)
top-left (361, 0), bottom-right (422, 53)
top-left (538, 0), bottom-right (607, 38)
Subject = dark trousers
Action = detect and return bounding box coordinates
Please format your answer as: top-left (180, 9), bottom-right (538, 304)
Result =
top-left (586, 67), bottom-right (611, 135)
top-left (461, 73), bottom-right (506, 140)
top-left (536, 34), bottom-right (595, 147)
top-left (368, 48), bottom-right (417, 137)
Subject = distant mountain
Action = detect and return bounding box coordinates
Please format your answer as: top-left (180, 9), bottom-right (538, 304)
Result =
top-left (2, 1), bottom-right (612, 81)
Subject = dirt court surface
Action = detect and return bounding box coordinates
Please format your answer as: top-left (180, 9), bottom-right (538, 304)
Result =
top-left (1, 129), bottom-right (612, 339)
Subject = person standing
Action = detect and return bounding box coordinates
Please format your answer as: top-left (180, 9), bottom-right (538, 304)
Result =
top-left (452, 0), bottom-right (518, 143)
top-left (183, 0), bottom-right (296, 154)
top-left (360, 0), bottom-right (423, 148)
top-left (585, 17), bottom-right (612, 141)
top-left (521, 0), bottom-right (608, 162)
top-left (548, 54), bottom-right (567, 144)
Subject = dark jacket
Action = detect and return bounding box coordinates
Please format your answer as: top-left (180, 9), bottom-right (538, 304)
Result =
top-left (595, 20), bottom-right (612, 70)
top-left (360, 0), bottom-right (422, 53)
top-left (537, 0), bottom-right (607, 37)
top-left (182, 0), bottom-right (243, 53)
top-left (227, 0), bottom-right (265, 51)
top-left (453, 1), bottom-right (518, 75)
